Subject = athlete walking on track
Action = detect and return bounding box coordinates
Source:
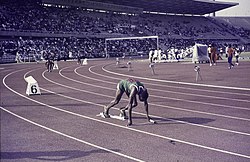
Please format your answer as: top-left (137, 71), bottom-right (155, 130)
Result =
top-left (102, 78), bottom-right (154, 126)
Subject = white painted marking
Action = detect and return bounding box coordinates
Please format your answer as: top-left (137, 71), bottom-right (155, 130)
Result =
top-left (41, 68), bottom-right (250, 134)
top-left (1, 88), bottom-right (250, 160)
top-left (75, 64), bottom-right (250, 105)
top-left (91, 66), bottom-right (250, 103)
top-left (73, 66), bottom-right (250, 111)
top-left (153, 88), bottom-right (250, 103)
top-left (47, 67), bottom-right (250, 134)
top-left (0, 107), bottom-right (144, 162)
top-left (76, 65), bottom-right (250, 99)
top-left (46, 69), bottom-right (250, 122)
top-left (3, 69), bottom-right (250, 159)
top-left (60, 68), bottom-right (113, 91)
top-left (154, 94), bottom-right (250, 111)
top-left (102, 64), bottom-right (250, 91)
top-left (41, 86), bottom-right (250, 137)
top-left (79, 65), bottom-right (250, 98)
top-left (147, 81), bottom-right (250, 97)
top-left (78, 67), bottom-right (250, 110)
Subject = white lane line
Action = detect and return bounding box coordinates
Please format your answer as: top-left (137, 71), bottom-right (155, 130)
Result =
top-left (45, 69), bottom-right (250, 122)
top-left (152, 88), bottom-right (250, 103)
top-left (41, 86), bottom-right (250, 137)
top-left (151, 102), bottom-right (250, 121)
top-left (91, 66), bottom-right (250, 103)
top-left (60, 69), bottom-right (113, 91)
top-left (5, 69), bottom-right (145, 162)
top-left (147, 82), bottom-right (250, 97)
top-left (71, 66), bottom-right (250, 111)
top-left (49, 67), bottom-right (250, 136)
top-left (101, 63), bottom-right (250, 91)
top-left (152, 94), bottom-right (250, 111)
top-left (59, 67), bottom-right (250, 121)
top-left (3, 48), bottom-right (234, 135)
top-left (77, 65), bottom-right (250, 97)
top-left (76, 64), bottom-right (250, 98)
top-left (0, 107), bottom-right (144, 162)
top-left (3, 73), bottom-right (250, 160)
top-left (84, 65), bottom-right (250, 103)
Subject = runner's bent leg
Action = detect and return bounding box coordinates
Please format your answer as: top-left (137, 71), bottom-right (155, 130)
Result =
top-left (103, 88), bottom-right (123, 117)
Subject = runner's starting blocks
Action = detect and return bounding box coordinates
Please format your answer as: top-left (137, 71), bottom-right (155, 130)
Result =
top-left (97, 112), bottom-right (126, 121)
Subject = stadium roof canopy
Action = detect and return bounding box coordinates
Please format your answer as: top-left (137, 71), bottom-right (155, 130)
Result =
top-left (89, 0), bottom-right (238, 15)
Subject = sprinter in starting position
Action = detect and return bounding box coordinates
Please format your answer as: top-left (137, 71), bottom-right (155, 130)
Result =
top-left (102, 78), bottom-right (154, 126)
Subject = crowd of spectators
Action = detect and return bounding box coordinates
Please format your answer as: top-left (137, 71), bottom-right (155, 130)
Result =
top-left (1, 0), bottom-right (245, 38)
top-left (0, 0), bottom-right (140, 36)
top-left (0, 0), bottom-right (249, 62)
top-left (106, 39), bottom-right (157, 57)
top-left (221, 23), bottom-right (250, 40)
top-left (0, 37), bottom-right (106, 62)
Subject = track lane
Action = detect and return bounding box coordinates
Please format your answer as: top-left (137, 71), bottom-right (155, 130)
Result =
top-left (36, 63), bottom-right (250, 157)
top-left (57, 64), bottom-right (250, 135)
top-left (1, 60), bottom-right (250, 161)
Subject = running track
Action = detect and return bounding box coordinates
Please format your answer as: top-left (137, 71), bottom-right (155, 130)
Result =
top-left (1, 59), bottom-right (250, 162)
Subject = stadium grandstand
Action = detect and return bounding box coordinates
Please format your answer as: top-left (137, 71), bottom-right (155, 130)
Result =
top-left (0, 0), bottom-right (249, 63)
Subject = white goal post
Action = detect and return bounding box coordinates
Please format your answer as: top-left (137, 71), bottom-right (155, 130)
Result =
top-left (104, 36), bottom-right (159, 58)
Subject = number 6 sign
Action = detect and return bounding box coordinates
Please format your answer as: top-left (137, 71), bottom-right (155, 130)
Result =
top-left (25, 76), bottom-right (41, 95)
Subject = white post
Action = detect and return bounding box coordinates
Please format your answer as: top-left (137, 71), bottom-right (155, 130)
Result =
top-left (194, 66), bottom-right (202, 82)
top-left (149, 63), bottom-right (155, 75)
top-left (127, 61), bottom-right (132, 71)
top-left (116, 58), bottom-right (120, 66)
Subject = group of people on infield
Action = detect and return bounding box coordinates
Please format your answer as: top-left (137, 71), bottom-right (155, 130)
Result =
top-left (208, 43), bottom-right (243, 69)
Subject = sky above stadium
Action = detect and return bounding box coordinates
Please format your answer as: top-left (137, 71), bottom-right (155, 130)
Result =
top-left (216, 0), bottom-right (250, 16)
